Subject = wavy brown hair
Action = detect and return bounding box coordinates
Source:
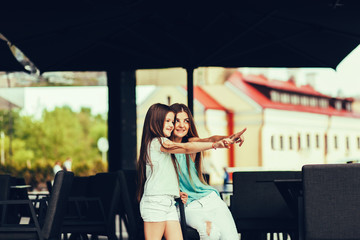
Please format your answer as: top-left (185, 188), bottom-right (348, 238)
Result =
top-left (136, 103), bottom-right (179, 202)
top-left (170, 103), bottom-right (207, 185)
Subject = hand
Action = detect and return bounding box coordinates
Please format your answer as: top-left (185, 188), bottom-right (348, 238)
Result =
top-left (180, 191), bottom-right (188, 204)
top-left (229, 128), bottom-right (246, 147)
top-left (213, 138), bottom-right (232, 149)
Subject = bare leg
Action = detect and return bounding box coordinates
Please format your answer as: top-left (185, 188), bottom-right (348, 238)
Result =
top-left (206, 221), bottom-right (212, 236)
top-left (164, 220), bottom-right (183, 240)
top-left (144, 222), bottom-right (166, 240)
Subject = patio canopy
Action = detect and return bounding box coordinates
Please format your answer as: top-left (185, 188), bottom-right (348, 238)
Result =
top-left (1, 0), bottom-right (360, 72)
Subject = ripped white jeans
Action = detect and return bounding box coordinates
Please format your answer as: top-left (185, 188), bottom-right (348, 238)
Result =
top-left (185, 191), bottom-right (239, 240)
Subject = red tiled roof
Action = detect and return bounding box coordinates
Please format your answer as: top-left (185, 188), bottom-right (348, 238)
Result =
top-left (227, 72), bottom-right (360, 118)
top-left (184, 86), bottom-right (227, 111)
top-left (243, 74), bottom-right (328, 97)
top-left (194, 86), bottom-right (227, 111)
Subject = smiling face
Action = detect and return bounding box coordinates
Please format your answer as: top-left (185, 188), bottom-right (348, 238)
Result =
top-left (163, 111), bottom-right (175, 137)
top-left (173, 111), bottom-right (190, 140)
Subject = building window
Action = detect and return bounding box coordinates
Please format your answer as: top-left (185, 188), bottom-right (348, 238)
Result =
top-left (316, 134), bottom-right (320, 148)
top-left (300, 96), bottom-right (309, 106)
top-left (335, 100), bottom-right (342, 111)
top-left (346, 136), bottom-right (350, 151)
top-left (291, 95), bottom-right (300, 105)
top-left (334, 135), bottom-right (338, 149)
top-left (289, 136), bottom-right (293, 150)
top-left (298, 134), bottom-right (301, 151)
top-left (271, 135), bottom-right (275, 150)
top-left (280, 136), bottom-right (284, 150)
top-left (307, 134), bottom-right (310, 149)
top-left (310, 97), bottom-right (318, 107)
top-left (270, 91), bottom-right (280, 102)
top-left (280, 93), bottom-right (290, 104)
top-left (325, 134), bottom-right (328, 155)
top-left (319, 99), bottom-right (329, 108)
top-left (346, 102), bottom-right (352, 112)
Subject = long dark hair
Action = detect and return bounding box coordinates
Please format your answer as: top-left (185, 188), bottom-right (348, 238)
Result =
top-left (136, 103), bottom-right (179, 202)
top-left (170, 103), bottom-right (207, 185)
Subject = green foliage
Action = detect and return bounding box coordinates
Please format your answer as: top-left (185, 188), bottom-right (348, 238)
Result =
top-left (12, 138), bottom-right (35, 167)
top-left (0, 106), bottom-right (108, 188)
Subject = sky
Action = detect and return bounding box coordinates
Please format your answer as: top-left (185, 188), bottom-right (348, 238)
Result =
top-left (332, 45), bottom-right (360, 96)
top-left (20, 85), bottom-right (155, 117)
top-left (296, 45), bottom-right (360, 97)
top-left (21, 86), bottom-right (108, 118)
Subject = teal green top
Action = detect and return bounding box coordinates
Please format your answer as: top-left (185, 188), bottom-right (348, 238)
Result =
top-left (175, 153), bottom-right (219, 205)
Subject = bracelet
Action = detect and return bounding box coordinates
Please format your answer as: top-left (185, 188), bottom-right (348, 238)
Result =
top-left (212, 142), bottom-right (216, 150)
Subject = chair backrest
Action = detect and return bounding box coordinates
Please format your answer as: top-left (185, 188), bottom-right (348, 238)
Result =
top-left (117, 170), bottom-right (137, 239)
top-left (203, 173), bottom-right (210, 184)
top-left (9, 177), bottom-right (31, 219)
top-left (63, 176), bottom-right (92, 220)
top-left (69, 176), bottom-right (91, 197)
top-left (87, 172), bottom-right (121, 233)
top-left (46, 181), bottom-right (52, 195)
top-left (303, 164), bottom-right (360, 240)
top-left (0, 175), bottom-right (11, 201)
top-left (0, 174), bottom-right (11, 224)
top-left (42, 170), bottom-right (74, 240)
top-left (121, 169), bottom-right (144, 240)
top-left (231, 171), bottom-right (300, 231)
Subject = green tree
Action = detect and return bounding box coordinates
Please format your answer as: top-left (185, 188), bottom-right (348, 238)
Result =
top-left (1, 106), bottom-right (108, 185)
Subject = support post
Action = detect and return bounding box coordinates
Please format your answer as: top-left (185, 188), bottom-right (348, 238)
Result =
top-left (107, 70), bottom-right (137, 171)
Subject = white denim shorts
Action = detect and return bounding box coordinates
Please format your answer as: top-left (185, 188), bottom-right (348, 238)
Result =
top-left (140, 195), bottom-right (179, 222)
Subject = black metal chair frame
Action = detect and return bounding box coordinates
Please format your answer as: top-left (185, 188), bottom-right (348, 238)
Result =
top-left (61, 172), bottom-right (121, 240)
top-left (301, 164), bottom-right (360, 240)
top-left (231, 171), bottom-right (301, 240)
top-left (176, 198), bottom-right (199, 240)
top-left (0, 170), bottom-right (74, 240)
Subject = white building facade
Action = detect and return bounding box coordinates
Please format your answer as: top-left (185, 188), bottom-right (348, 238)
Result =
top-left (224, 72), bottom-right (360, 171)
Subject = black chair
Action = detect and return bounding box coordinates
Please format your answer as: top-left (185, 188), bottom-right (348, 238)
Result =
top-left (89, 172), bottom-right (120, 240)
top-left (302, 164), bottom-right (360, 240)
top-left (46, 181), bottom-right (53, 195)
top-left (0, 175), bottom-right (11, 201)
top-left (202, 173), bottom-right (210, 185)
top-left (176, 198), bottom-right (200, 240)
top-left (120, 169), bottom-right (144, 240)
top-left (61, 176), bottom-right (93, 240)
top-left (67, 176), bottom-right (92, 218)
top-left (62, 172), bottom-right (121, 240)
top-left (0, 174), bottom-right (11, 223)
top-left (231, 171), bottom-right (301, 240)
top-left (0, 170), bottom-right (74, 240)
top-left (8, 177), bottom-right (32, 223)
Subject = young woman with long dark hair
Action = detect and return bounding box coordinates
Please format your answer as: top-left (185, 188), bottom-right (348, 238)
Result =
top-left (170, 103), bottom-right (246, 240)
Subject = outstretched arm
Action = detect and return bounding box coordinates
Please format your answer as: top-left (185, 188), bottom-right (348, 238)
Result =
top-left (188, 135), bottom-right (226, 143)
top-left (189, 128), bottom-right (247, 147)
top-left (160, 138), bottom-right (230, 154)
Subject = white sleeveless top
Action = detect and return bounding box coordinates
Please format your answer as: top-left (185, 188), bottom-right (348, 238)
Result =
top-left (143, 137), bottom-right (179, 198)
